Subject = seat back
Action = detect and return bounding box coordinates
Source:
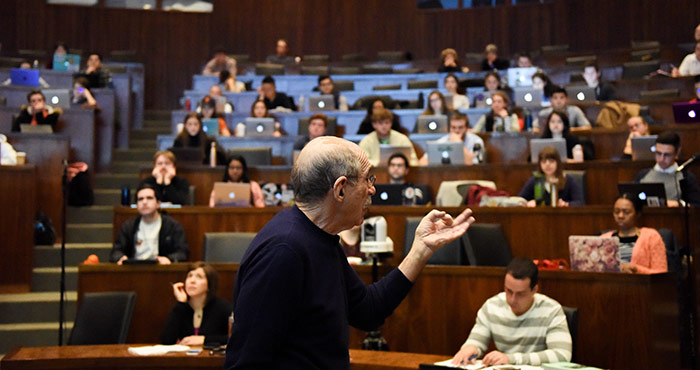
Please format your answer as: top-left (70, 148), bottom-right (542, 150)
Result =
top-left (333, 80), bottom-right (355, 91)
top-left (255, 63), bottom-right (285, 76)
top-left (203, 232), bottom-right (257, 263)
top-left (639, 89), bottom-right (679, 100)
top-left (298, 116), bottom-right (337, 136)
top-left (226, 147), bottom-right (272, 166)
top-left (562, 306), bottom-right (579, 361)
top-left (68, 292), bottom-right (137, 345)
top-left (376, 51), bottom-right (409, 63)
top-left (331, 66), bottom-right (362, 75)
top-left (403, 217), bottom-right (464, 265)
top-left (436, 180), bottom-right (496, 207)
top-left (564, 170), bottom-right (586, 205)
top-left (301, 66), bottom-right (330, 75)
top-left (373, 83), bottom-right (402, 91)
top-left (302, 54), bottom-right (330, 63)
top-left (407, 80), bottom-right (437, 90)
top-left (362, 65), bottom-right (393, 74)
top-left (658, 228), bottom-right (681, 273)
top-left (463, 223), bottom-right (512, 266)
top-left (622, 60), bottom-right (660, 79)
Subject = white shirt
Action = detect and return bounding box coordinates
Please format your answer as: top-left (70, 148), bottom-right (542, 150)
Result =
top-left (435, 132), bottom-right (486, 164)
top-left (678, 53), bottom-right (700, 76)
top-left (134, 216), bottom-right (162, 260)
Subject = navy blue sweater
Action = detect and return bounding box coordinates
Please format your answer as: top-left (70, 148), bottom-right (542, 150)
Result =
top-left (225, 206), bottom-right (413, 369)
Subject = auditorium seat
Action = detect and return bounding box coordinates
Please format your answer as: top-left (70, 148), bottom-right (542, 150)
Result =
top-left (68, 292), bottom-right (136, 345)
top-left (565, 55), bottom-right (597, 67)
top-left (333, 80), bottom-right (355, 92)
top-left (376, 51), bottom-right (409, 63)
top-left (362, 65), bottom-right (393, 74)
top-left (255, 63), bottom-right (285, 76)
top-left (564, 170), bottom-right (587, 205)
top-left (403, 217), bottom-right (465, 265)
top-left (299, 116), bottom-right (337, 136)
top-left (630, 49), bottom-right (660, 62)
top-left (301, 66), bottom-right (330, 75)
top-left (341, 53), bottom-right (365, 62)
top-left (562, 306), bottom-right (579, 361)
top-left (540, 44), bottom-right (570, 54)
top-left (394, 68), bottom-right (423, 74)
top-left (622, 60), bottom-right (660, 79)
top-left (462, 223), bottom-right (512, 267)
top-left (639, 89), bottom-right (679, 100)
top-left (658, 228), bottom-right (681, 273)
top-left (302, 54), bottom-right (330, 63)
top-left (226, 147), bottom-right (272, 166)
top-left (435, 180), bottom-right (496, 207)
top-left (202, 232), bottom-right (256, 263)
top-left (230, 54), bottom-right (250, 63)
top-left (330, 66), bottom-right (362, 75)
top-left (407, 80), bottom-right (437, 90)
top-left (630, 40), bottom-right (660, 50)
top-left (373, 84), bottom-right (402, 91)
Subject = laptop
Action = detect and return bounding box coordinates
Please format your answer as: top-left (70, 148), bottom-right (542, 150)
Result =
top-left (308, 95), bottom-right (335, 111)
top-left (201, 118), bottom-right (220, 137)
top-left (19, 124), bottom-right (53, 134)
top-left (672, 102), bottom-right (700, 124)
top-left (212, 96), bottom-right (227, 114)
top-left (529, 138), bottom-right (567, 163)
top-left (617, 182), bottom-right (667, 207)
top-left (371, 184), bottom-right (406, 206)
top-left (426, 141), bottom-right (465, 165)
top-left (474, 91), bottom-right (493, 108)
top-left (52, 54), bottom-right (81, 72)
top-left (569, 235), bottom-right (621, 273)
top-left (507, 67), bottom-right (538, 87)
top-left (245, 117), bottom-right (275, 136)
top-left (415, 115), bottom-right (448, 134)
top-left (565, 85), bottom-right (597, 103)
top-left (443, 94), bottom-right (454, 109)
top-left (378, 145), bottom-right (413, 166)
top-left (631, 135), bottom-right (658, 161)
top-left (10, 68), bottom-right (40, 86)
top-left (212, 182), bottom-right (251, 207)
top-left (513, 87), bottom-right (543, 108)
top-left (42, 89), bottom-right (71, 109)
top-left (168, 147), bottom-right (204, 164)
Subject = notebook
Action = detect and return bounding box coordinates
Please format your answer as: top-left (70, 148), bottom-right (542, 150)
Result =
top-left (529, 138), bottom-right (567, 163)
top-left (52, 54), bottom-right (81, 72)
top-left (212, 182), bottom-right (251, 207)
top-left (244, 118), bottom-right (275, 136)
top-left (565, 85), bottom-right (597, 103)
top-left (308, 94), bottom-right (335, 111)
top-left (378, 145), bottom-right (413, 166)
top-left (426, 140), bottom-right (465, 165)
top-left (10, 68), bottom-right (40, 86)
top-left (513, 87), bottom-right (544, 108)
top-left (617, 182), bottom-right (667, 207)
top-left (415, 115), bottom-right (448, 134)
top-left (569, 235), bottom-right (621, 273)
top-left (672, 102), bottom-right (700, 124)
top-left (630, 135), bottom-right (657, 161)
top-left (42, 89), bottom-right (71, 109)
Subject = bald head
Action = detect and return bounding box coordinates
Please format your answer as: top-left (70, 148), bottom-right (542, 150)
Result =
top-left (695, 24), bottom-right (700, 42)
top-left (292, 137), bottom-right (367, 206)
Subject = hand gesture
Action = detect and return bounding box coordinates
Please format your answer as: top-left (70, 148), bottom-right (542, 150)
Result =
top-left (117, 255), bottom-right (128, 265)
top-left (557, 198), bottom-right (569, 207)
top-left (151, 167), bottom-right (164, 185)
top-left (163, 166), bottom-right (176, 186)
top-left (451, 345), bottom-right (478, 366)
top-left (172, 282), bottom-right (188, 302)
top-left (414, 208), bottom-right (475, 254)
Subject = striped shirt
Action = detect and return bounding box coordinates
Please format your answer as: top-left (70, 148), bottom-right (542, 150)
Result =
top-left (463, 292), bottom-right (572, 365)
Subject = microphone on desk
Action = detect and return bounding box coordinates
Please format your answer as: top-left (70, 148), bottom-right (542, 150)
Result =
top-left (676, 153), bottom-right (700, 172)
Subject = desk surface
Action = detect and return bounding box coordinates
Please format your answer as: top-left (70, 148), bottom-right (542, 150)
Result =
top-left (0, 345), bottom-right (449, 370)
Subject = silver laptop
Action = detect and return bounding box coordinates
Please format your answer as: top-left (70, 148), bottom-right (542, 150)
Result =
top-left (569, 236), bottom-right (621, 273)
top-left (529, 138), bottom-right (567, 163)
top-left (378, 145), bottom-right (412, 166)
top-left (308, 95), bottom-right (335, 111)
top-left (565, 85), bottom-right (597, 103)
top-left (415, 115), bottom-right (448, 134)
top-left (426, 141), bottom-right (464, 165)
top-left (631, 135), bottom-right (657, 161)
top-left (513, 87), bottom-right (543, 108)
top-left (212, 182), bottom-right (251, 207)
top-left (443, 94), bottom-right (454, 109)
top-left (212, 96), bottom-right (227, 113)
top-left (244, 118), bottom-right (275, 136)
top-left (507, 67), bottom-right (538, 87)
top-left (474, 91), bottom-right (493, 108)
top-left (42, 89), bottom-right (71, 109)
top-left (20, 124), bottom-right (53, 134)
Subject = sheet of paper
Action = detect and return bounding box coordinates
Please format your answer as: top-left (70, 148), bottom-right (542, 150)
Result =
top-left (433, 359), bottom-right (545, 370)
top-left (127, 344), bottom-right (190, 356)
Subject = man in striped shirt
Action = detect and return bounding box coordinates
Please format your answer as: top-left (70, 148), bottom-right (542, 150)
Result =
top-left (451, 258), bottom-right (572, 366)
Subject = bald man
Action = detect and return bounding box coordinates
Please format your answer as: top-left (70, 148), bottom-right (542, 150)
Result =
top-left (225, 137), bottom-right (474, 369)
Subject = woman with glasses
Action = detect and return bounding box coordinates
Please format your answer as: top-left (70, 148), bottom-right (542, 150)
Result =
top-left (209, 155), bottom-right (265, 208)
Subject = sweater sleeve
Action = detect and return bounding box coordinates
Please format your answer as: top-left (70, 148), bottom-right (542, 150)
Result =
top-left (632, 228), bottom-right (668, 274)
top-left (518, 176), bottom-right (536, 200)
top-left (160, 303), bottom-right (189, 344)
top-left (345, 266), bottom-right (413, 332)
top-left (506, 306), bottom-right (572, 365)
top-left (463, 302), bottom-right (492, 356)
top-left (162, 217), bottom-right (189, 263)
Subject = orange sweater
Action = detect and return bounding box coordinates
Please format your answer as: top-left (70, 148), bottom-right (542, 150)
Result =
top-left (602, 227), bottom-right (668, 274)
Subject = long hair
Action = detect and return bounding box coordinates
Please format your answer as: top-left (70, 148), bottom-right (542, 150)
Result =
top-left (175, 112), bottom-right (208, 149)
top-left (186, 262), bottom-right (218, 305)
top-left (537, 146), bottom-right (566, 188)
top-left (541, 110), bottom-right (572, 139)
top-left (422, 90), bottom-right (449, 115)
top-left (223, 155), bottom-right (250, 183)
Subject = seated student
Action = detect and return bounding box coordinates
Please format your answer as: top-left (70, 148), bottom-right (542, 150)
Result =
top-left (382, 153), bottom-right (430, 205)
top-left (515, 52), bottom-right (535, 68)
top-left (438, 48), bottom-right (465, 73)
top-left (71, 76), bottom-right (98, 109)
top-left (173, 113), bottom-right (225, 165)
top-left (601, 193), bottom-right (668, 274)
top-left (294, 113), bottom-right (327, 151)
top-left (473, 71), bottom-right (502, 108)
top-left (451, 257), bottom-right (572, 366)
top-left (266, 38), bottom-right (294, 64)
top-left (235, 100), bottom-right (283, 137)
top-left (421, 90), bottom-right (452, 118)
top-left (356, 98), bottom-right (407, 135)
top-left (534, 87), bottom-right (590, 132)
top-left (203, 85), bottom-right (234, 114)
top-left (539, 111), bottom-right (590, 162)
top-left (198, 96), bottom-right (232, 137)
top-left (317, 75), bottom-right (348, 111)
top-left (532, 71), bottom-right (556, 103)
top-left (11, 90), bottom-right (61, 132)
top-left (472, 91), bottom-right (520, 133)
top-left (47, 42), bottom-right (68, 69)
top-left (202, 47), bottom-right (237, 76)
top-left (519, 146), bottom-right (584, 207)
top-left (444, 74), bottom-right (470, 110)
top-left (220, 70), bottom-right (246, 93)
top-left (481, 44), bottom-right (510, 71)
top-left (208, 155), bottom-right (265, 208)
top-left (621, 116), bottom-right (651, 160)
top-left (258, 75), bottom-right (296, 111)
top-left (110, 183), bottom-right (189, 264)
top-left (634, 131), bottom-right (700, 207)
top-left (358, 108), bottom-right (418, 166)
top-left (1, 61), bottom-right (50, 88)
top-left (161, 262), bottom-right (231, 346)
top-left (78, 53), bottom-right (112, 89)
top-left (672, 41), bottom-right (700, 77)
top-left (419, 112), bottom-right (485, 165)
top-left (141, 150), bottom-right (191, 205)
top-left (582, 61), bottom-right (615, 101)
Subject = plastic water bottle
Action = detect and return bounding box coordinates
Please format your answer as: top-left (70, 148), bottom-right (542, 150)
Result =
top-left (210, 142), bottom-right (217, 167)
top-left (298, 95), bottom-right (305, 112)
top-left (550, 183), bottom-right (558, 207)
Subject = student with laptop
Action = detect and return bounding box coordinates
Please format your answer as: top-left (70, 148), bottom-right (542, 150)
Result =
top-left (539, 111), bottom-right (591, 162)
top-left (359, 108), bottom-right (419, 166)
top-left (2, 61), bottom-right (50, 88)
top-left (11, 90), bottom-right (61, 132)
top-left (420, 90), bottom-right (452, 119)
top-left (316, 75), bottom-right (348, 111)
top-left (173, 113), bottom-right (225, 165)
top-left (472, 91), bottom-right (520, 133)
top-left (621, 116), bottom-right (651, 160)
top-left (519, 146), bottom-right (584, 207)
top-left (671, 41), bottom-right (700, 77)
top-left (208, 155), bottom-right (265, 208)
top-left (235, 100), bottom-right (283, 137)
top-left (199, 96), bottom-right (232, 137)
top-left (450, 258), bottom-right (572, 366)
top-left (634, 131), bottom-right (700, 207)
top-left (473, 71), bottom-right (502, 108)
top-left (444, 74), bottom-right (470, 110)
top-left (110, 183), bottom-right (189, 264)
top-left (140, 150), bottom-right (191, 205)
top-left (534, 87), bottom-right (591, 132)
top-left (419, 112), bottom-right (485, 165)
top-left (293, 113), bottom-right (327, 151)
top-left (599, 193), bottom-right (667, 274)
top-left (372, 153), bottom-right (430, 206)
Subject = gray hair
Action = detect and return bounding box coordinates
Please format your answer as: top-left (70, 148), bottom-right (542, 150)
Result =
top-left (292, 148), bottom-right (362, 206)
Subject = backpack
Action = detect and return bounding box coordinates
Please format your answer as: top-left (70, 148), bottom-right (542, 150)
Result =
top-left (464, 185), bottom-right (509, 206)
top-left (595, 100), bottom-right (640, 129)
top-left (34, 212), bottom-right (57, 246)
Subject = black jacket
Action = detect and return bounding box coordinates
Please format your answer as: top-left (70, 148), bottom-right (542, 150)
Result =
top-left (140, 176), bottom-right (190, 205)
top-left (161, 296), bottom-right (232, 346)
top-left (110, 213), bottom-right (189, 262)
top-left (12, 107), bottom-right (60, 132)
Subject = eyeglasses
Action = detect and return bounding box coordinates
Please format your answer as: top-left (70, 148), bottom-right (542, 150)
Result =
top-left (348, 174), bottom-right (376, 186)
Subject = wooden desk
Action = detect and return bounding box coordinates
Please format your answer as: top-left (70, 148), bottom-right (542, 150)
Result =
top-left (0, 344), bottom-right (448, 370)
top-left (0, 165), bottom-right (36, 292)
top-left (76, 264), bottom-right (680, 370)
top-left (113, 206), bottom-right (699, 267)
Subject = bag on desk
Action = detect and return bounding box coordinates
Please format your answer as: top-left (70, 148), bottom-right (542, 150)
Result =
top-left (34, 212), bottom-right (56, 246)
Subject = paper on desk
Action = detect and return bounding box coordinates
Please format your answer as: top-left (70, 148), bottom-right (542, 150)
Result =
top-left (128, 344), bottom-right (190, 356)
top-left (433, 359), bottom-right (544, 370)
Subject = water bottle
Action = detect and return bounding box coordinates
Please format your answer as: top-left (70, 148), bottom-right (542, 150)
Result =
top-left (298, 94), bottom-right (305, 112)
top-left (473, 143), bottom-right (483, 164)
top-left (550, 183), bottom-right (558, 208)
top-left (121, 186), bottom-right (130, 206)
top-left (210, 142), bottom-right (217, 167)
top-left (524, 113), bottom-right (533, 131)
top-left (185, 98), bottom-right (191, 111)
